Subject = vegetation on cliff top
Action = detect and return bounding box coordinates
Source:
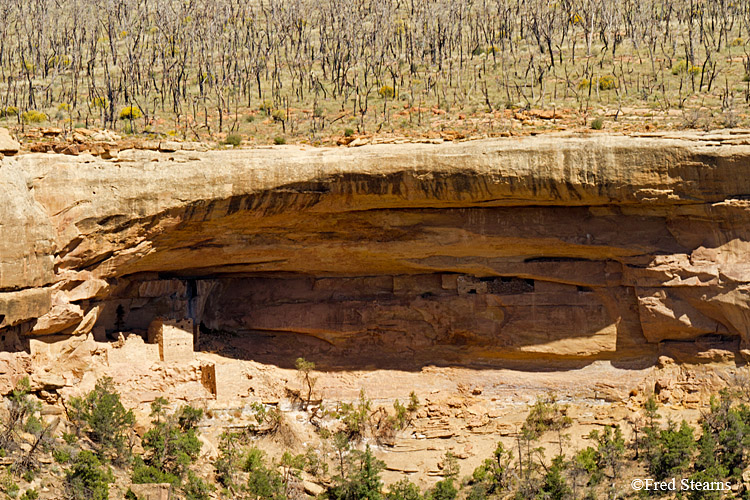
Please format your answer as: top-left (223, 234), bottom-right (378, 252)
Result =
top-left (1, 0), bottom-right (750, 146)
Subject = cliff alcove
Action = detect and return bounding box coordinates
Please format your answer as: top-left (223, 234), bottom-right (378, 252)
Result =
top-left (1, 134), bottom-right (749, 369)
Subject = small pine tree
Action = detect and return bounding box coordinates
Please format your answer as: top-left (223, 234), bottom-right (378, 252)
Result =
top-left (295, 357), bottom-right (318, 408)
top-left (386, 479), bottom-right (423, 500)
top-left (590, 425), bottom-right (626, 480)
top-left (540, 455), bottom-right (571, 500)
top-left (469, 441), bottom-right (514, 496)
top-left (133, 399), bottom-right (203, 485)
top-left (68, 377), bottom-right (134, 463)
top-left (182, 471), bottom-right (214, 500)
top-left (244, 447), bottom-right (285, 500)
top-left (329, 445), bottom-right (385, 500)
top-left (647, 420), bottom-right (695, 480)
top-left (65, 451), bottom-right (113, 500)
top-left (0, 377), bottom-right (40, 450)
top-left (687, 422), bottom-right (728, 500)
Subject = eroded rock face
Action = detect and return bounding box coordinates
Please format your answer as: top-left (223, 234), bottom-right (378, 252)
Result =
top-left (1, 134), bottom-right (749, 363)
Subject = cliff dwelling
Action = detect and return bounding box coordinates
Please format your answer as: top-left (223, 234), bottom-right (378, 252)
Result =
top-left (2, 135), bottom-right (749, 369)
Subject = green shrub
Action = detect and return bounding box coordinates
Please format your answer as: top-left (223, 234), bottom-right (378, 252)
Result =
top-left (386, 479), bottom-right (423, 500)
top-left (344, 128), bottom-right (354, 137)
top-left (133, 398), bottom-right (203, 484)
top-left (577, 79), bottom-right (590, 91)
top-left (273, 136), bottom-right (286, 145)
top-left (245, 114), bottom-right (255, 122)
top-left (259, 100), bottom-right (274, 114)
top-left (119, 106), bottom-right (142, 120)
top-left (68, 377), bottom-right (134, 462)
top-left (588, 425), bottom-right (626, 480)
top-left (223, 134), bottom-right (241, 146)
top-left (430, 479), bottom-right (457, 500)
top-left (378, 85), bottom-right (395, 99)
top-left (304, 446), bottom-right (328, 477)
top-left (591, 118), bottom-right (604, 130)
top-left (0, 106), bottom-right (19, 118)
top-left (65, 450), bottom-right (113, 500)
top-left (522, 394), bottom-right (572, 440)
top-left (91, 97), bottom-right (108, 109)
top-left (248, 402), bottom-right (282, 434)
top-left (271, 109), bottom-right (285, 122)
top-left (598, 75), bottom-right (616, 90)
top-left (131, 458), bottom-right (178, 486)
top-left (243, 448), bottom-right (284, 499)
top-left (20, 489), bottom-right (38, 500)
top-left (53, 447), bottom-right (72, 464)
top-left (672, 59), bottom-right (688, 75)
top-left (334, 389), bottom-right (372, 439)
top-left (467, 442), bottom-right (514, 498)
top-left (214, 431), bottom-right (244, 490)
top-left (328, 445), bottom-right (384, 500)
top-left (182, 471), bottom-right (214, 500)
top-left (644, 420), bottom-right (695, 480)
top-left (21, 110), bottom-right (47, 123)
top-left (1, 472), bottom-right (19, 498)
top-left (0, 377), bottom-right (41, 450)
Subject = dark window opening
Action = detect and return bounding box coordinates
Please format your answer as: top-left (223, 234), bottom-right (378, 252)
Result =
top-left (467, 289), bottom-right (477, 294)
top-left (577, 285), bottom-right (592, 293)
top-left (186, 279), bottom-right (198, 299)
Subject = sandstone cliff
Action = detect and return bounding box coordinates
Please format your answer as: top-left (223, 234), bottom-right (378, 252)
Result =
top-left (1, 133), bottom-right (749, 364)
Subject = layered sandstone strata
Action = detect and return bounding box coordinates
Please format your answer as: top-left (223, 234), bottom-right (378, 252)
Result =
top-left (1, 133), bottom-right (749, 363)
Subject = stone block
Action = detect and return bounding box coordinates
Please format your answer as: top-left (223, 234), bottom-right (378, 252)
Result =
top-left (107, 335), bottom-right (159, 367)
top-left (441, 274), bottom-right (458, 290)
top-left (0, 128), bottom-right (20, 155)
top-left (212, 362), bottom-right (251, 403)
top-left (29, 338), bottom-right (51, 359)
top-left (128, 483), bottom-right (171, 500)
top-left (147, 319), bottom-right (194, 363)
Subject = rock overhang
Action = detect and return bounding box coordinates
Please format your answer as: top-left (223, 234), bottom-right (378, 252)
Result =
top-left (1, 134), bottom-right (749, 364)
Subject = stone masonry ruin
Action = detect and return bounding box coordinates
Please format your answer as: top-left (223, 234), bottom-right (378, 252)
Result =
top-left (1, 135), bottom-right (750, 367)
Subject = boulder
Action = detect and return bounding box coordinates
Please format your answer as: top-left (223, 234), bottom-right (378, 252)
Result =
top-left (30, 303), bottom-right (83, 336)
top-left (0, 128), bottom-right (19, 155)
